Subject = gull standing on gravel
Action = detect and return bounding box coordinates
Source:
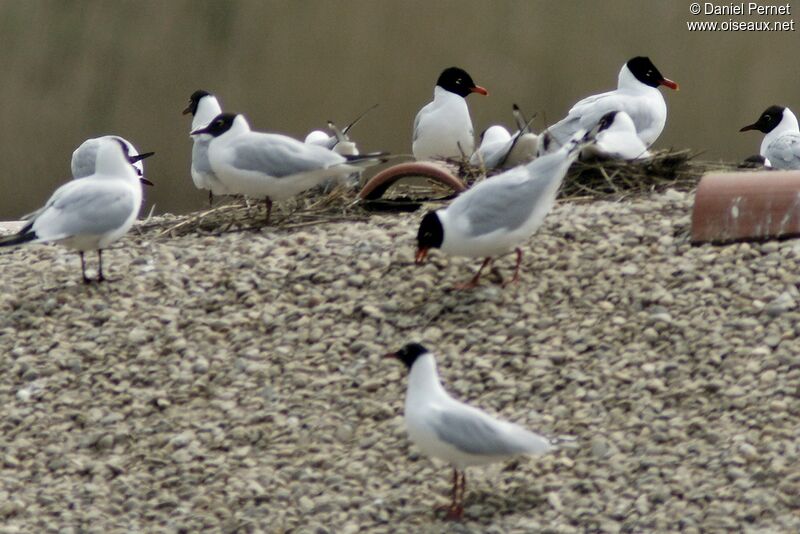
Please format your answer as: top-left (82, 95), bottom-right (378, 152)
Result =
top-left (0, 138), bottom-right (147, 283)
top-left (72, 135), bottom-right (155, 183)
top-left (740, 105), bottom-right (800, 170)
top-left (541, 56), bottom-right (678, 154)
top-left (580, 111), bottom-right (651, 161)
top-left (412, 67), bottom-right (488, 161)
top-left (183, 89), bottom-right (230, 204)
top-left (415, 131), bottom-right (589, 289)
top-left (386, 343), bottom-right (553, 520)
top-left (192, 113), bottom-right (386, 222)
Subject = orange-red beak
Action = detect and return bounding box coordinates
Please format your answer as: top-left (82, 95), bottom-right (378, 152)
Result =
top-left (659, 78), bottom-right (679, 91)
top-left (470, 85), bottom-right (489, 96)
top-left (415, 247), bottom-right (429, 264)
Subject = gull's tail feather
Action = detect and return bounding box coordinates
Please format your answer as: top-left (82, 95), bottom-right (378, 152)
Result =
top-left (343, 151), bottom-right (392, 168)
top-left (0, 222), bottom-right (36, 247)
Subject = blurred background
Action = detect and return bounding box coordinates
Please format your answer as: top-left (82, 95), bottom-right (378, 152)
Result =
top-left (0, 0), bottom-right (798, 218)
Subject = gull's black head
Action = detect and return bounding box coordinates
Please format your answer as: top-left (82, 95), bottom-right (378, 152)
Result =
top-left (183, 89), bottom-right (212, 116)
top-left (740, 105), bottom-right (786, 134)
top-left (436, 67), bottom-right (489, 98)
top-left (386, 343), bottom-right (429, 370)
top-left (415, 211), bottom-right (444, 264)
top-left (626, 57), bottom-right (679, 90)
top-left (191, 112), bottom-right (236, 137)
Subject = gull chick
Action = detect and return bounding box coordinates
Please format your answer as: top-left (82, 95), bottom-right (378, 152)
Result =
top-left (1, 138), bottom-right (145, 283)
top-left (387, 343), bottom-right (553, 520)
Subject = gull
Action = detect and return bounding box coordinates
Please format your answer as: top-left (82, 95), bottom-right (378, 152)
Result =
top-left (183, 89), bottom-right (230, 204)
top-left (580, 110), bottom-right (651, 160)
top-left (191, 113), bottom-right (386, 222)
top-left (541, 56), bottom-right (678, 153)
top-left (469, 125), bottom-right (512, 168)
top-left (71, 135), bottom-right (154, 183)
top-left (386, 343), bottom-right (553, 520)
top-left (415, 130), bottom-right (589, 289)
top-left (304, 103), bottom-right (379, 155)
top-left (740, 105), bottom-right (800, 170)
top-left (470, 104), bottom-right (539, 170)
top-left (0, 138), bottom-right (146, 283)
top-left (413, 67), bottom-right (488, 161)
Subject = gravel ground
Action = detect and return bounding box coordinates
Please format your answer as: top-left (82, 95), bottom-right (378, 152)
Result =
top-left (0, 190), bottom-right (799, 533)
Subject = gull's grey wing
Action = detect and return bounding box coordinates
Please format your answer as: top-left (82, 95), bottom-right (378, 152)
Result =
top-left (767, 134), bottom-right (800, 170)
top-left (434, 410), bottom-right (533, 456)
top-left (231, 133), bottom-right (345, 178)
top-left (412, 110), bottom-right (423, 143)
top-left (192, 138), bottom-right (215, 176)
top-left (448, 157), bottom-right (564, 237)
top-left (412, 100), bottom-right (436, 144)
top-left (33, 180), bottom-right (137, 240)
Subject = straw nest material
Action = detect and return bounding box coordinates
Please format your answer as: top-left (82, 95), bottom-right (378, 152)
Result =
top-left (145, 149), bottom-right (759, 236)
top-left (465, 149), bottom-right (749, 202)
top-left (141, 184), bottom-right (366, 238)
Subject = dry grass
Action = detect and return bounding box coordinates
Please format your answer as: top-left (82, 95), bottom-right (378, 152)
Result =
top-left (140, 149), bottom-right (760, 236)
top-left (144, 184), bottom-right (368, 238)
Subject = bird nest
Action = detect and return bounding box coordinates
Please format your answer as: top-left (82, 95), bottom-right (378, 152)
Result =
top-left (141, 150), bottom-right (756, 237)
top-left (141, 184), bottom-right (367, 238)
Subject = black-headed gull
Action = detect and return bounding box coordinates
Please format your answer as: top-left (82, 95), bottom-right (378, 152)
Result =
top-left (71, 135), bottom-right (154, 185)
top-left (580, 111), bottom-right (651, 161)
top-left (542, 56), bottom-right (678, 153)
top-left (386, 343), bottom-right (553, 520)
top-left (740, 105), bottom-right (800, 170)
top-left (415, 131), bottom-right (588, 289)
top-left (191, 113), bottom-right (386, 222)
top-left (413, 67), bottom-right (488, 161)
top-left (183, 90), bottom-right (230, 204)
top-left (1, 138), bottom-right (145, 283)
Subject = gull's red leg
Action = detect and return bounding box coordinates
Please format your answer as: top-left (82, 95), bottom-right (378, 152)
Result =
top-left (502, 247), bottom-right (523, 287)
top-left (453, 257), bottom-right (492, 290)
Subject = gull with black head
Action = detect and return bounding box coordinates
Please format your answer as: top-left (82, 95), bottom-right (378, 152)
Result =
top-left (541, 56), bottom-right (678, 153)
top-left (740, 105), bottom-right (800, 170)
top-left (416, 130), bottom-right (590, 289)
top-left (192, 113), bottom-right (387, 222)
top-left (1, 138), bottom-right (147, 283)
top-left (72, 135), bottom-right (155, 185)
top-left (413, 67), bottom-right (488, 161)
top-left (183, 89), bottom-right (230, 204)
top-left (386, 343), bottom-right (553, 520)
